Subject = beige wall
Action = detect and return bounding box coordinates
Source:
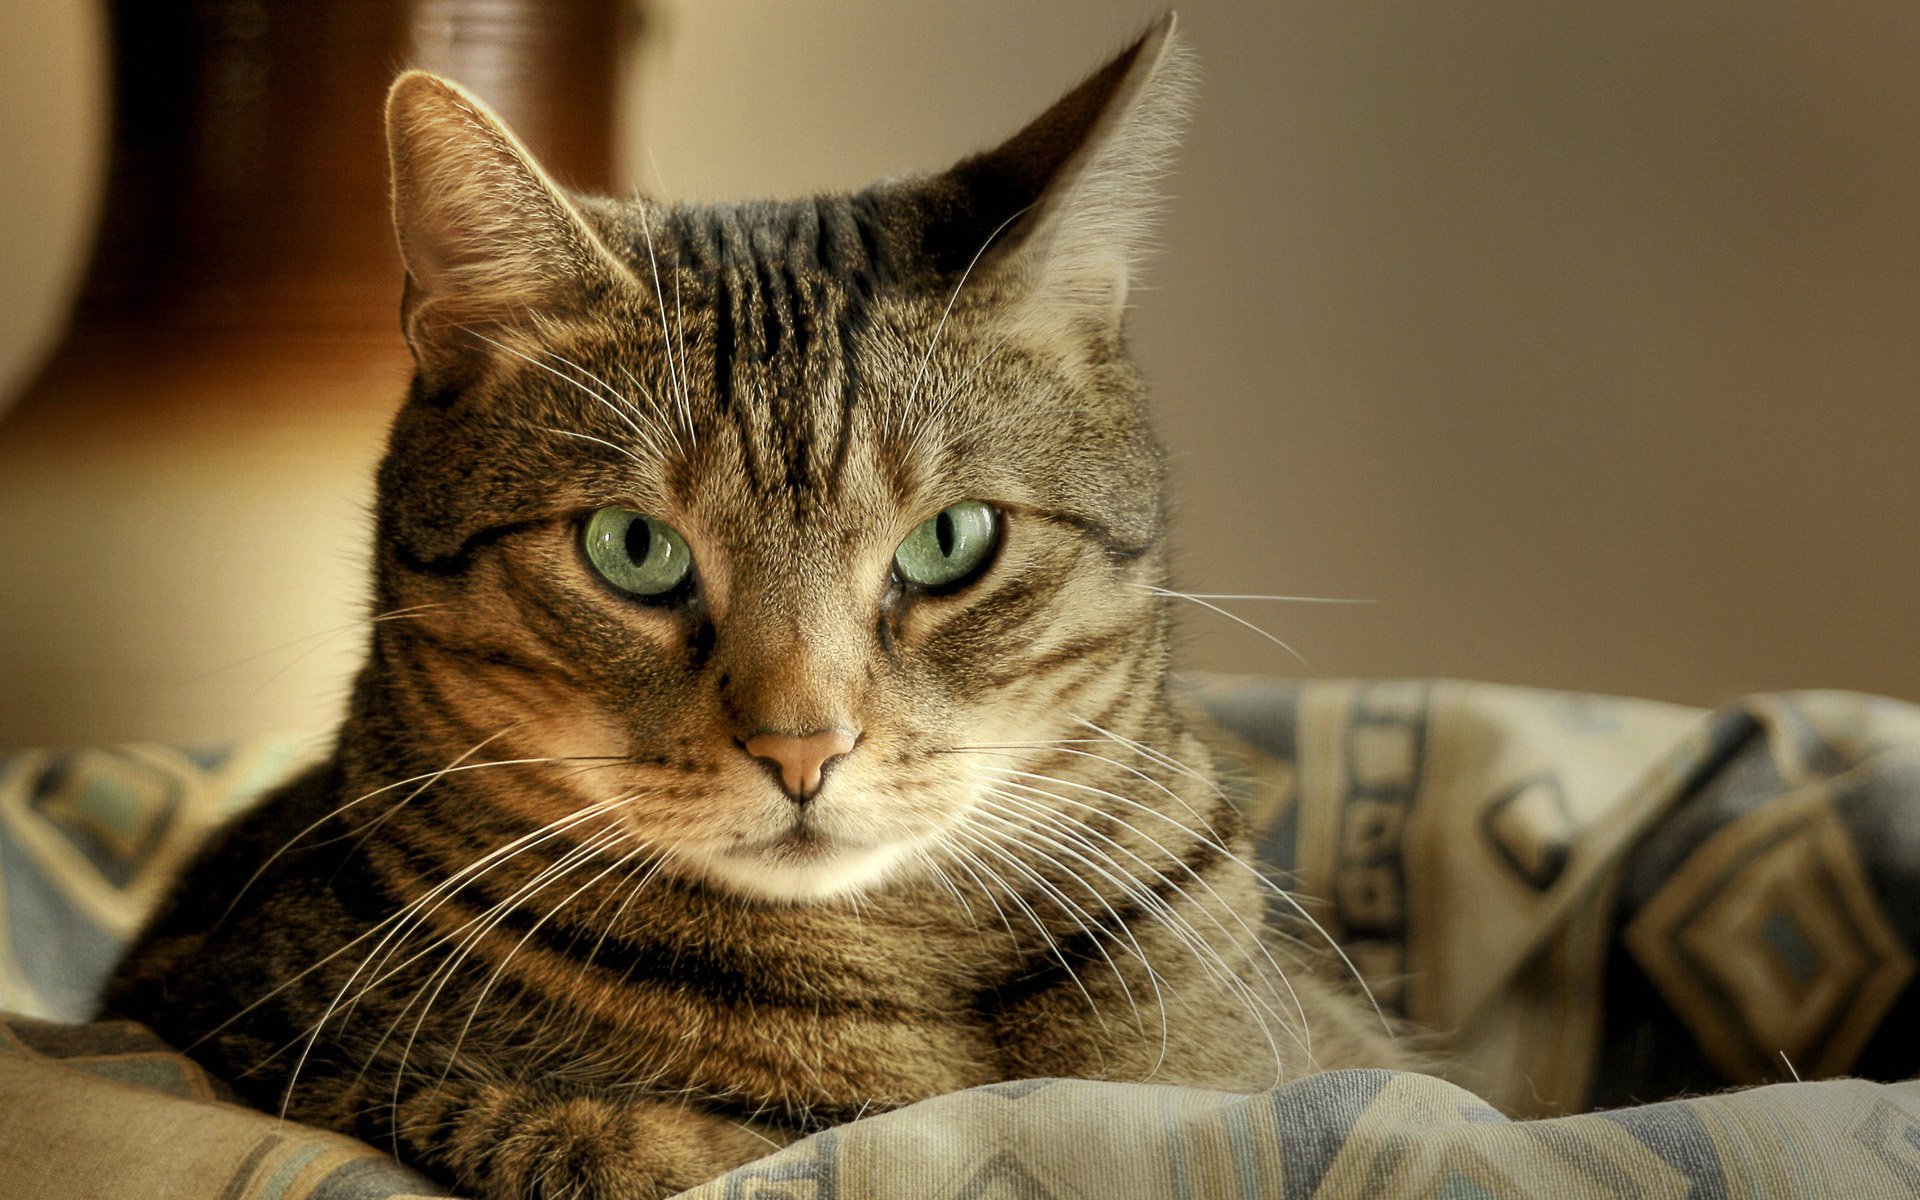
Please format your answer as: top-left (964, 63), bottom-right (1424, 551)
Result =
top-left (2, 0), bottom-right (1917, 748)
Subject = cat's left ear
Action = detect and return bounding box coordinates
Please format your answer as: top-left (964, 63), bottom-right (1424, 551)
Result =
top-left (386, 71), bottom-right (632, 370)
top-left (919, 14), bottom-right (1194, 334)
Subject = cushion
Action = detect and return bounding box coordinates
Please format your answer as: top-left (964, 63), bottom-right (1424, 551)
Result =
top-left (4, 679), bottom-right (1920, 1197)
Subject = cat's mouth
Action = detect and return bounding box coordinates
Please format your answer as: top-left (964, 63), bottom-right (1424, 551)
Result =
top-left (682, 816), bottom-right (923, 901)
top-left (731, 820), bottom-right (855, 861)
top-left (674, 814), bottom-right (908, 902)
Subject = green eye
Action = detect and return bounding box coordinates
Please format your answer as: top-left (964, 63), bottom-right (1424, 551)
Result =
top-left (583, 507), bottom-right (693, 599)
top-left (893, 500), bottom-right (999, 590)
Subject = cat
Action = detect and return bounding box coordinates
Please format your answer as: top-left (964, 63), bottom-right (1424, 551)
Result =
top-left (106, 16), bottom-right (1410, 1199)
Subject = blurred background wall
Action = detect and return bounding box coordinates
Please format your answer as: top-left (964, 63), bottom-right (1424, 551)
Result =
top-left (1, 0), bottom-right (1915, 749)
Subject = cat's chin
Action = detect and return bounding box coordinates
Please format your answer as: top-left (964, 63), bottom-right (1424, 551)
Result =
top-left (690, 837), bottom-right (918, 904)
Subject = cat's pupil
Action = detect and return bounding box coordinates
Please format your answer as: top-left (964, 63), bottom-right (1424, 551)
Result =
top-left (936, 511), bottom-right (956, 557)
top-left (625, 517), bottom-right (652, 564)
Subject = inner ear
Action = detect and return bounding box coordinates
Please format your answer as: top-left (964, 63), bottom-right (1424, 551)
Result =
top-left (386, 70), bottom-right (634, 365)
top-left (909, 15), bottom-right (1194, 328)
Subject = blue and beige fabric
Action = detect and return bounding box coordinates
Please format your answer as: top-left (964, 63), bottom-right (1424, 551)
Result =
top-left (0, 736), bottom-right (319, 1021)
top-left (3, 679), bottom-right (1919, 1198)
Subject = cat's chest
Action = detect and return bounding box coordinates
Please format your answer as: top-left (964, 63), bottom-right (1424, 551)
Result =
top-left (532, 893), bottom-right (1014, 1109)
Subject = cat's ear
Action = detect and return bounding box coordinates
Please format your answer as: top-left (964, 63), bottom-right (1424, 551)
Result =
top-left (385, 71), bottom-right (630, 368)
top-left (921, 14), bottom-right (1193, 333)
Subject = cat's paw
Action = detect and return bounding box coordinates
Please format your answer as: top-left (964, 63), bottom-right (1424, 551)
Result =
top-left (431, 1087), bottom-right (778, 1200)
top-left (433, 1093), bottom-right (666, 1200)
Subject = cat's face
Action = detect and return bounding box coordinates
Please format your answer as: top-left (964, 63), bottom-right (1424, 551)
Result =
top-left (368, 27), bottom-right (1191, 901)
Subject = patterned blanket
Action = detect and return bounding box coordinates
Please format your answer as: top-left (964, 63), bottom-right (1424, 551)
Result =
top-left (4, 679), bottom-right (1919, 1197)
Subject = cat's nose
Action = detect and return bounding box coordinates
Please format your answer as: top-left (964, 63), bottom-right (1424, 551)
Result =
top-left (741, 727), bottom-right (859, 802)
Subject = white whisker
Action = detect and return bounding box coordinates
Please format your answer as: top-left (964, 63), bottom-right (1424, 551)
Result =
top-left (955, 837), bottom-right (1112, 1049)
top-left (537, 425), bottom-right (648, 466)
top-left (1136, 585), bottom-right (1309, 665)
top-left (465, 328), bottom-right (671, 462)
top-left (895, 205), bottom-right (1031, 442)
top-left (263, 794), bottom-right (638, 1113)
top-left (1133, 587), bottom-right (1374, 605)
top-left (960, 813), bottom-right (1161, 1046)
top-left (979, 786), bottom-right (1304, 1076)
top-left (978, 762), bottom-right (1391, 1042)
top-left (636, 205), bottom-right (695, 450)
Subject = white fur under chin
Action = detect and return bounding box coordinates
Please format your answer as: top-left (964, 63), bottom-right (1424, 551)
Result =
top-left (694, 838), bottom-right (920, 903)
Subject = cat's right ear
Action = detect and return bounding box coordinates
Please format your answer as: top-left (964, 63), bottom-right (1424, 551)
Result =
top-left (386, 71), bottom-right (630, 375)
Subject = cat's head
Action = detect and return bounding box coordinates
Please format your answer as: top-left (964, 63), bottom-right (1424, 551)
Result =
top-left (369, 18), bottom-right (1195, 902)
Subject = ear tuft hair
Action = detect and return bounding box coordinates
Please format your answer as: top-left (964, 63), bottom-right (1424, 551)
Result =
top-left (385, 71), bottom-right (631, 362)
top-left (921, 14), bottom-right (1196, 331)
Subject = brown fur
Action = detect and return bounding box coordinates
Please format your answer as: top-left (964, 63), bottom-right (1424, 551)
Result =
top-left (106, 18), bottom-right (1411, 1199)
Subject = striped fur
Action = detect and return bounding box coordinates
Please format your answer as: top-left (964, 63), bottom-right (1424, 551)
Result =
top-left (107, 18), bottom-right (1410, 1199)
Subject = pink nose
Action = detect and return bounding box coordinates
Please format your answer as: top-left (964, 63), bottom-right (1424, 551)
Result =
top-left (742, 728), bottom-right (859, 800)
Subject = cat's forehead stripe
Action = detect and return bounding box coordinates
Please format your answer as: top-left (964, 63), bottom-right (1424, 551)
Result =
top-left (621, 199), bottom-right (891, 514)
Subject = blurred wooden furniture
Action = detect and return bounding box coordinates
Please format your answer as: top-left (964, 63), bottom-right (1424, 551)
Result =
top-left (0, 0), bottom-right (635, 747)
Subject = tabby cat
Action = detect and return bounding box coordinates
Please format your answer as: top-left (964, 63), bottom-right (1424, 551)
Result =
top-left (107, 17), bottom-right (1407, 1199)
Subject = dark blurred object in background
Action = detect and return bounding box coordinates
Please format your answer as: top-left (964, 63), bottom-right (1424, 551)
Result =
top-left (0, 0), bottom-right (637, 747)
